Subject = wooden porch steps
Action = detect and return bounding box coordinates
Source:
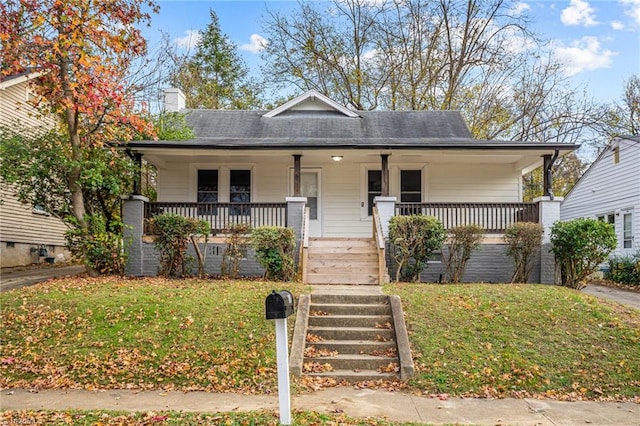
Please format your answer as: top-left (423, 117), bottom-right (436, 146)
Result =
top-left (306, 238), bottom-right (380, 285)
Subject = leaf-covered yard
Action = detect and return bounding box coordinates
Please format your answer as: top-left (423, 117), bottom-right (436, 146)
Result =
top-left (1, 278), bottom-right (638, 402)
top-left (0, 278), bottom-right (308, 393)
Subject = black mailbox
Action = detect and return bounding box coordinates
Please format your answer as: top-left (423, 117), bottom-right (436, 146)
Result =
top-left (265, 290), bottom-right (294, 320)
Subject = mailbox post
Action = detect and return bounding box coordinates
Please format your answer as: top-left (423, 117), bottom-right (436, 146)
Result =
top-left (265, 290), bottom-right (294, 425)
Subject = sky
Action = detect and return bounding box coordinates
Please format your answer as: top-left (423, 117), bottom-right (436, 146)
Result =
top-left (143, 0), bottom-right (640, 105)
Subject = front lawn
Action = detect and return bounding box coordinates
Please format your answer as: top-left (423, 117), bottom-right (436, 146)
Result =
top-left (1, 278), bottom-right (638, 401)
top-left (387, 283), bottom-right (640, 400)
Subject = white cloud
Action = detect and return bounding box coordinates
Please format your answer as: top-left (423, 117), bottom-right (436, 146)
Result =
top-left (621, 0), bottom-right (640, 25)
top-left (561, 0), bottom-right (598, 26)
top-left (174, 30), bottom-right (201, 51)
top-left (553, 36), bottom-right (617, 76)
top-left (240, 34), bottom-right (268, 54)
top-left (510, 1), bottom-right (531, 16)
top-left (611, 21), bottom-right (625, 30)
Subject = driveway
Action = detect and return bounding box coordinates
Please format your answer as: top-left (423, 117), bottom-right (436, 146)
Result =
top-left (582, 283), bottom-right (640, 310)
top-left (0, 264), bottom-right (85, 292)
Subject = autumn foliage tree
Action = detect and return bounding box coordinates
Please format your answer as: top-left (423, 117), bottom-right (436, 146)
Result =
top-left (0, 0), bottom-right (157, 274)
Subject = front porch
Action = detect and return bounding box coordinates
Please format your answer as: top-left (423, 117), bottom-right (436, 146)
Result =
top-left (124, 196), bottom-right (559, 284)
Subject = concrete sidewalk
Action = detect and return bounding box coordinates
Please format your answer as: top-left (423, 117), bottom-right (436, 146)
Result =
top-left (1, 387), bottom-right (638, 425)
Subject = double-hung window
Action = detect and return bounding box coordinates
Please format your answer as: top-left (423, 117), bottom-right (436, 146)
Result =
top-left (197, 170), bottom-right (218, 215)
top-left (230, 169), bottom-right (251, 216)
top-left (400, 170), bottom-right (422, 202)
top-left (367, 170), bottom-right (381, 217)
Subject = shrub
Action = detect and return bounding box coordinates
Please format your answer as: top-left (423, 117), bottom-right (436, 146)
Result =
top-left (250, 227), bottom-right (296, 281)
top-left (606, 252), bottom-right (640, 286)
top-left (388, 215), bottom-right (446, 282)
top-left (148, 213), bottom-right (210, 278)
top-left (221, 223), bottom-right (251, 279)
top-left (442, 224), bottom-right (484, 283)
top-left (65, 214), bottom-right (126, 276)
top-left (504, 222), bottom-right (544, 283)
top-left (550, 218), bottom-right (617, 289)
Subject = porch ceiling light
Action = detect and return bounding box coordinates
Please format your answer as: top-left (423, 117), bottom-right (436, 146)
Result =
top-left (331, 155), bottom-right (343, 162)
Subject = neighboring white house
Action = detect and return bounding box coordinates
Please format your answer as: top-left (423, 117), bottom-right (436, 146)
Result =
top-left (0, 72), bottom-right (69, 267)
top-left (561, 136), bottom-right (639, 258)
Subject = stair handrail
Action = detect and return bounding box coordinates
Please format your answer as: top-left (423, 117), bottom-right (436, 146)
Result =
top-left (299, 207), bottom-right (310, 283)
top-left (372, 206), bottom-right (388, 283)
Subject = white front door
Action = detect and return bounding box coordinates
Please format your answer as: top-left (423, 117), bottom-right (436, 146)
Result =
top-left (291, 169), bottom-right (322, 237)
top-left (621, 210), bottom-right (634, 256)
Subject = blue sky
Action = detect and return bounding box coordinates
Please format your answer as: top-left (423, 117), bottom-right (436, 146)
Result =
top-left (144, 0), bottom-right (640, 105)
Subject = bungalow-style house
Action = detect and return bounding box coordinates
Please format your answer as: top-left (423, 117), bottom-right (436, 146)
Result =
top-left (561, 136), bottom-right (639, 259)
top-left (0, 72), bottom-right (69, 267)
top-left (123, 89), bottom-right (576, 283)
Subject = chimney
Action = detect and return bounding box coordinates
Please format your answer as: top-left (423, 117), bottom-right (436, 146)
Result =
top-left (163, 88), bottom-right (186, 112)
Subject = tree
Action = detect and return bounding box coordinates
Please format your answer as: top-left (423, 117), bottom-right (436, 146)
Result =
top-left (592, 75), bottom-right (640, 150)
top-left (169, 9), bottom-right (261, 109)
top-left (261, 0), bottom-right (600, 161)
top-left (0, 0), bottom-right (158, 274)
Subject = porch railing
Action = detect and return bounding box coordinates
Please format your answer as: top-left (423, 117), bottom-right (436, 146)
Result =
top-left (394, 202), bottom-right (539, 233)
top-left (144, 202), bottom-right (288, 235)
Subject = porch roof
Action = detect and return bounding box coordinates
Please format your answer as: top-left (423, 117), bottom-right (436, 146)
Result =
top-left (128, 109), bottom-right (578, 151)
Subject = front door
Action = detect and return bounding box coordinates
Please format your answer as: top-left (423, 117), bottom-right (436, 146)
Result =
top-left (291, 169), bottom-right (322, 237)
top-left (621, 210), bottom-right (634, 256)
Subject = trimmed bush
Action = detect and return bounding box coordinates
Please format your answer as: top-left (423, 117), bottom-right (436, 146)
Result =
top-left (65, 214), bottom-right (126, 276)
top-left (389, 215), bottom-right (446, 282)
top-left (250, 227), bottom-right (296, 281)
top-left (148, 213), bottom-right (210, 278)
top-left (606, 252), bottom-right (640, 286)
top-left (550, 218), bottom-right (616, 289)
top-left (504, 222), bottom-right (543, 283)
top-left (221, 223), bottom-right (251, 279)
top-left (442, 224), bottom-right (484, 283)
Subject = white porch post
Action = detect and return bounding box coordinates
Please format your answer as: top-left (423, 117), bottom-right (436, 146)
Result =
top-left (374, 196), bottom-right (397, 240)
top-left (535, 196), bottom-right (563, 284)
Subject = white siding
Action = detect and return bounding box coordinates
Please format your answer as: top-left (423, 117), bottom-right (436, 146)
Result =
top-left (428, 164), bottom-right (521, 202)
top-left (0, 185), bottom-right (68, 245)
top-left (0, 77), bottom-right (67, 266)
top-left (561, 139), bottom-right (640, 256)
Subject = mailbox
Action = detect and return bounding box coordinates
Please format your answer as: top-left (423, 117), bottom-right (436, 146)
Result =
top-left (265, 290), bottom-right (294, 320)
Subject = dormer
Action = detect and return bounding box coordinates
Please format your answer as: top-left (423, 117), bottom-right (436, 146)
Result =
top-left (262, 89), bottom-right (361, 118)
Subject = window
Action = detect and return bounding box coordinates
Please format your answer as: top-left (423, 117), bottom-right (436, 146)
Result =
top-left (597, 213), bottom-right (615, 225)
top-left (230, 169), bottom-right (251, 215)
top-left (623, 213), bottom-right (632, 249)
top-left (197, 170), bottom-right (218, 215)
top-left (367, 170), bottom-right (381, 216)
top-left (400, 170), bottom-right (422, 203)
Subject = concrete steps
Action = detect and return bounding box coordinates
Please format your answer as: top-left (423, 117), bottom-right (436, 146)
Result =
top-left (306, 238), bottom-right (380, 285)
top-left (292, 294), bottom-right (408, 383)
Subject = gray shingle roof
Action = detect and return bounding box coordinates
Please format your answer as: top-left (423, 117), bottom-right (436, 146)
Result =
top-left (127, 108), bottom-right (579, 151)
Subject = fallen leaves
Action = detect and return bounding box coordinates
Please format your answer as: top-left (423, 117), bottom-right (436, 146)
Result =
top-left (0, 277), bottom-right (308, 394)
top-left (304, 346), bottom-right (338, 358)
top-left (303, 362), bottom-right (334, 373)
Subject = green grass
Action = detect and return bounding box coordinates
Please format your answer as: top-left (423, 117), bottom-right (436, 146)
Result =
top-left (0, 277), bottom-right (308, 393)
top-left (1, 278), bottom-right (638, 401)
top-left (386, 283), bottom-right (640, 400)
top-left (0, 409), bottom-right (421, 425)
